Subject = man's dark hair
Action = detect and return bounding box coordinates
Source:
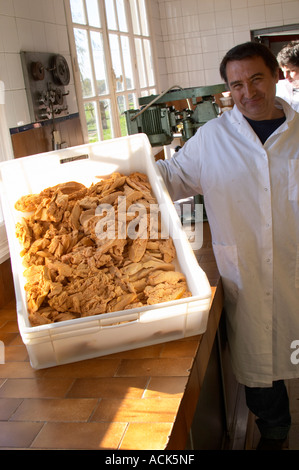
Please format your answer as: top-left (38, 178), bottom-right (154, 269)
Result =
top-left (277, 41), bottom-right (299, 68)
top-left (219, 41), bottom-right (279, 84)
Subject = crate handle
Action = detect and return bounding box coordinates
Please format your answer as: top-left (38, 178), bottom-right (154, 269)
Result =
top-left (99, 311), bottom-right (139, 328)
top-left (60, 154), bottom-right (89, 164)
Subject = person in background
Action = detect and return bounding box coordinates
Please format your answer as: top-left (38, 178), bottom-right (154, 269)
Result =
top-left (156, 41), bottom-right (299, 450)
top-left (276, 40), bottom-right (299, 112)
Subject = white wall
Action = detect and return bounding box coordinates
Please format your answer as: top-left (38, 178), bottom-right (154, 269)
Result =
top-left (1, 0), bottom-right (298, 126)
top-left (153, 0), bottom-right (299, 90)
top-left (0, 0), bottom-right (77, 129)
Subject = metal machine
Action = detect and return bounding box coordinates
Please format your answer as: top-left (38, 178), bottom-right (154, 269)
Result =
top-left (124, 84), bottom-right (226, 147)
top-left (124, 84), bottom-right (226, 223)
top-left (21, 51), bottom-right (75, 149)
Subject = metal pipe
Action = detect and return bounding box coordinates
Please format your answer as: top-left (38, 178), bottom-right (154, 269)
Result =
top-left (130, 85), bottom-right (189, 121)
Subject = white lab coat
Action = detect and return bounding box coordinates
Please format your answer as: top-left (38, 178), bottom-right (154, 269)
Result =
top-left (276, 79), bottom-right (299, 112)
top-left (157, 98), bottom-right (299, 387)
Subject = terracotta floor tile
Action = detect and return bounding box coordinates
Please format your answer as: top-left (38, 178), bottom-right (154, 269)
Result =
top-left (0, 331), bottom-right (19, 346)
top-left (0, 378), bottom-right (74, 398)
top-left (91, 397), bottom-right (181, 423)
top-left (160, 340), bottom-right (199, 358)
top-left (67, 377), bottom-right (148, 399)
top-left (0, 321), bottom-right (19, 333)
top-left (120, 422), bottom-right (173, 450)
top-left (0, 311), bottom-right (17, 325)
top-left (108, 344), bottom-right (164, 359)
top-left (30, 422), bottom-right (127, 449)
top-left (0, 299), bottom-right (16, 312)
top-left (43, 357), bottom-right (121, 378)
top-left (10, 398), bottom-right (98, 422)
top-left (116, 357), bottom-right (193, 377)
top-left (8, 334), bottom-right (24, 346)
top-left (144, 376), bottom-right (188, 398)
top-left (0, 318), bottom-right (11, 328)
top-left (3, 345), bottom-right (28, 362)
top-left (0, 361), bottom-right (45, 379)
top-left (0, 398), bottom-right (23, 420)
top-left (0, 421), bottom-right (43, 448)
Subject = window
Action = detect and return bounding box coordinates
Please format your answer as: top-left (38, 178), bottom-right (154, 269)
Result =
top-left (65, 0), bottom-right (157, 143)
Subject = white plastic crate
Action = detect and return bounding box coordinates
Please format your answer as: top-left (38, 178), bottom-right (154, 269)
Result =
top-left (0, 134), bottom-right (211, 369)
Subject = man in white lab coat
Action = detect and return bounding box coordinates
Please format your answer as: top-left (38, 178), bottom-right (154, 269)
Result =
top-left (276, 40), bottom-right (299, 112)
top-left (157, 42), bottom-right (299, 450)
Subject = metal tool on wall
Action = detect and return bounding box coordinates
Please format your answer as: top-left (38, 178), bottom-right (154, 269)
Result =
top-left (21, 52), bottom-right (71, 150)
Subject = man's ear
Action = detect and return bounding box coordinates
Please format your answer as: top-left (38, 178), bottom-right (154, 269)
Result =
top-left (274, 67), bottom-right (280, 84)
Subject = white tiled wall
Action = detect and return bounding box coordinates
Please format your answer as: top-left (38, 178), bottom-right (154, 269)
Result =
top-left (1, 0), bottom-right (298, 126)
top-left (0, 0), bottom-right (76, 129)
top-left (153, 0), bottom-right (299, 90)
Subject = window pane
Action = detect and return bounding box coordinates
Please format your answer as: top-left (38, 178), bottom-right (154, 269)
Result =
top-left (100, 99), bottom-right (113, 140)
top-left (139, 0), bottom-right (149, 36)
top-left (116, 0), bottom-right (127, 32)
top-left (134, 38), bottom-right (146, 88)
top-left (109, 34), bottom-right (124, 92)
top-left (128, 93), bottom-right (137, 109)
top-left (105, 0), bottom-right (117, 30)
top-left (86, 0), bottom-right (101, 27)
top-left (117, 95), bottom-right (127, 136)
top-left (129, 0), bottom-right (140, 35)
top-left (121, 36), bottom-right (134, 90)
top-left (74, 28), bottom-right (94, 98)
top-left (69, 0), bottom-right (156, 143)
top-left (70, 0), bottom-right (86, 24)
top-left (84, 102), bottom-right (99, 142)
top-left (143, 39), bottom-right (154, 86)
top-left (90, 31), bottom-right (108, 95)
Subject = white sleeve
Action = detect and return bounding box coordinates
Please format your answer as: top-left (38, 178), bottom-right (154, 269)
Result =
top-left (156, 129), bottom-right (203, 201)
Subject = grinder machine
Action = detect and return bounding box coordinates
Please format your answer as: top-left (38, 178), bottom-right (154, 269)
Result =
top-left (124, 84), bottom-right (226, 147)
top-left (124, 84), bottom-right (226, 222)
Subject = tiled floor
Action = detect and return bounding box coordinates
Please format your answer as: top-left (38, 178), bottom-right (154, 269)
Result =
top-left (0, 221), bottom-right (224, 450)
top-left (245, 379), bottom-right (299, 450)
top-left (0, 297), bottom-right (217, 450)
top-left (2, 296), bottom-right (299, 450)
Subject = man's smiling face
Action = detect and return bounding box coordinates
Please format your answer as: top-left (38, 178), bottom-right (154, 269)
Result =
top-left (226, 55), bottom-right (281, 121)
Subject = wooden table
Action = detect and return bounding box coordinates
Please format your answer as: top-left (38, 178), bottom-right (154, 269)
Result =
top-left (0, 222), bottom-right (223, 450)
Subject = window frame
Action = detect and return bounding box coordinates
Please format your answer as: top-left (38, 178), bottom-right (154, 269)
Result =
top-left (64, 0), bottom-right (159, 143)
